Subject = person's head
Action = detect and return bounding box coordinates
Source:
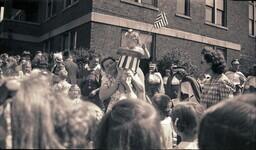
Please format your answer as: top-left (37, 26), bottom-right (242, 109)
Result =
top-left (58, 69), bottom-right (68, 80)
top-left (89, 55), bottom-right (100, 68)
top-left (22, 51), bottom-right (31, 61)
top-left (1, 53), bottom-right (8, 62)
top-left (231, 59), bottom-right (240, 71)
top-left (199, 94), bottom-right (256, 150)
top-left (149, 62), bottom-right (157, 73)
top-left (101, 57), bottom-right (117, 75)
top-left (22, 61), bottom-right (32, 74)
top-left (201, 46), bottom-right (226, 75)
top-left (125, 29), bottom-right (140, 49)
top-left (7, 56), bottom-right (17, 68)
top-left (151, 94), bottom-right (173, 120)
top-left (95, 99), bottom-right (162, 150)
top-left (54, 53), bottom-right (63, 65)
top-left (63, 51), bottom-right (72, 60)
top-left (15, 55), bottom-right (21, 63)
top-left (165, 69), bottom-right (171, 76)
top-left (68, 84), bottom-right (81, 99)
top-left (66, 101), bottom-right (103, 148)
top-left (174, 67), bottom-right (188, 80)
top-left (12, 72), bottom-right (64, 149)
top-left (171, 102), bottom-right (204, 141)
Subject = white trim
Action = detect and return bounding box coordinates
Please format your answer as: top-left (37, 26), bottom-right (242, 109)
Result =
top-left (0, 12), bottom-right (241, 51)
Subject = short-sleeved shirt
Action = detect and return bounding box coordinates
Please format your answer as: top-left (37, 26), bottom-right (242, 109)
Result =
top-left (201, 74), bottom-right (233, 108)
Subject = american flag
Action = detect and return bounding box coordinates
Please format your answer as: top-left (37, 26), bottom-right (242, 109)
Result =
top-left (153, 11), bottom-right (168, 29)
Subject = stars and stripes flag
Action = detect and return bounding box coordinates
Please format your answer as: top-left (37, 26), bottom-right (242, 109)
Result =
top-left (153, 11), bottom-right (168, 29)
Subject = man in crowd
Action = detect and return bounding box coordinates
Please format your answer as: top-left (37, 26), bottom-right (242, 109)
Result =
top-left (225, 59), bottom-right (246, 95)
top-left (63, 51), bottom-right (79, 85)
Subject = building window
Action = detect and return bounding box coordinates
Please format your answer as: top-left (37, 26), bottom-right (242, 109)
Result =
top-left (127, 0), bottom-right (157, 7)
top-left (177, 0), bottom-right (190, 16)
top-left (46, 0), bottom-right (57, 19)
top-left (121, 29), bottom-right (156, 59)
top-left (249, 1), bottom-right (256, 36)
top-left (64, 0), bottom-right (79, 8)
top-left (205, 0), bottom-right (227, 27)
top-left (62, 31), bottom-right (77, 51)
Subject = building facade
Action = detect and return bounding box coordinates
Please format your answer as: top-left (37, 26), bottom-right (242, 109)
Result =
top-left (0, 0), bottom-right (255, 74)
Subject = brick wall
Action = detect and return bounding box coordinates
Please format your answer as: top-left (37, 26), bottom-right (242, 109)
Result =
top-left (91, 0), bottom-right (255, 73)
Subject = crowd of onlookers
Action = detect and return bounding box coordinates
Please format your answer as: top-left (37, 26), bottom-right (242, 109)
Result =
top-left (0, 45), bottom-right (255, 149)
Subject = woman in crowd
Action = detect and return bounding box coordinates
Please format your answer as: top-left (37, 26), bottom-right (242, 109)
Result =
top-left (151, 94), bottom-right (174, 149)
top-left (99, 57), bottom-right (146, 112)
top-left (11, 71), bottom-right (64, 149)
top-left (171, 101), bottom-right (204, 149)
top-left (145, 62), bottom-right (165, 98)
top-left (65, 101), bottom-right (103, 148)
top-left (199, 94), bottom-right (256, 150)
top-left (68, 84), bottom-right (82, 104)
top-left (4, 57), bottom-right (18, 78)
top-left (95, 99), bottom-right (163, 149)
top-left (18, 61), bottom-right (32, 79)
top-left (200, 46), bottom-right (235, 108)
top-left (53, 68), bottom-right (71, 95)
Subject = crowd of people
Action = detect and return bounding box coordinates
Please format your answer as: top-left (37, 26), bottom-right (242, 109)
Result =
top-left (0, 29), bottom-right (256, 149)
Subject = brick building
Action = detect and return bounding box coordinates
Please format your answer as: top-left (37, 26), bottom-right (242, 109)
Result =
top-left (0, 0), bottom-right (255, 74)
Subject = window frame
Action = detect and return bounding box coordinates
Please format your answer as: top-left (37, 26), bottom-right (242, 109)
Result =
top-left (249, 1), bottom-right (256, 37)
top-left (63, 0), bottom-right (79, 9)
top-left (176, 0), bottom-right (190, 17)
top-left (46, 0), bottom-right (57, 20)
top-left (61, 31), bottom-right (77, 51)
top-left (205, 0), bottom-right (227, 27)
top-left (120, 0), bottom-right (159, 10)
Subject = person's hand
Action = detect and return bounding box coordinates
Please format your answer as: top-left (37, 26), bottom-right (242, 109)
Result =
top-left (89, 89), bottom-right (98, 97)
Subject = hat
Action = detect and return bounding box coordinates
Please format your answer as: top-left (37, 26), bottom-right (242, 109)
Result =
top-left (55, 56), bottom-right (63, 63)
top-left (22, 51), bottom-right (31, 56)
top-left (231, 59), bottom-right (240, 65)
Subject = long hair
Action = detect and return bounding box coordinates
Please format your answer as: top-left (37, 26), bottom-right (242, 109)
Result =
top-left (11, 72), bottom-right (64, 149)
top-left (95, 99), bottom-right (162, 150)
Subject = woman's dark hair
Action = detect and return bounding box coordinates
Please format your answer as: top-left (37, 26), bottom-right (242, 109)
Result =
top-left (201, 46), bottom-right (226, 74)
top-left (171, 102), bottom-right (204, 139)
top-left (199, 94), bottom-right (256, 150)
top-left (151, 94), bottom-right (173, 120)
top-left (95, 99), bottom-right (162, 150)
top-left (100, 57), bottom-right (116, 71)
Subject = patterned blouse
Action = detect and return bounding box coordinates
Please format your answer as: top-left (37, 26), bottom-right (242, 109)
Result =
top-left (201, 74), bottom-right (234, 108)
top-left (101, 74), bottom-right (123, 112)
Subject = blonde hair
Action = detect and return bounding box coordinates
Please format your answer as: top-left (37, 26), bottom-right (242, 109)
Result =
top-left (12, 72), bottom-right (64, 149)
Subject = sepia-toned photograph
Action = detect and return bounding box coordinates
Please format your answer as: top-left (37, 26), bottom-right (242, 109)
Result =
top-left (0, 0), bottom-right (255, 149)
